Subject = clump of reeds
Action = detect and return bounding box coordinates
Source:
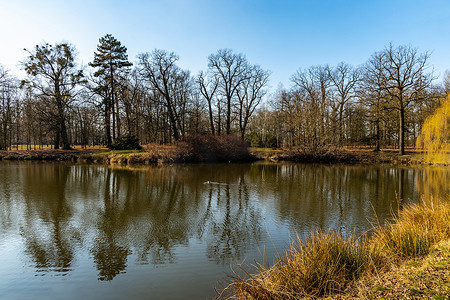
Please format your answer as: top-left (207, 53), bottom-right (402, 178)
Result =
top-left (226, 232), bottom-right (382, 299)
top-left (223, 195), bottom-right (450, 299)
top-left (372, 196), bottom-right (450, 260)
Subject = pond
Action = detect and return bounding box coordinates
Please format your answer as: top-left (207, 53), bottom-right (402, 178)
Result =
top-left (0, 162), bottom-right (448, 299)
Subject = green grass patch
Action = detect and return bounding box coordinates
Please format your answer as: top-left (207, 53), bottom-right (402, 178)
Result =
top-left (406, 261), bottom-right (422, 268)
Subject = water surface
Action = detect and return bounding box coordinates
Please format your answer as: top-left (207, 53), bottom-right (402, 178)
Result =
top-left (0, 162), bottom-right (448, 299)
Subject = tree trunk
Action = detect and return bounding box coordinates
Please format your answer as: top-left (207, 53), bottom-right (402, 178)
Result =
top-left (116, 95), bottom-right (121, 138)
top-left (375, 119), bottom-right (381, 151)
top-left (56, 99), bottom-right (70, 150)
top-left (165, 96), bottom-right (180, 141)
top-left (399, 108), bottom-right (405, 155)
top-left (111, 67), bottom-right (116, 141)
top-left (226, 95), bottom-right (231, 134)
top-left (105, 101), bottom-right (112, 147)
top-left (217, 100), bottom-right (222, 136)
top-left (55, 129), bottom-right (60, 150)
top-left (338, 104), bottom-right (344, 148)
top-left (61, 117), bottom-right (71, 150)
top-left (208, 100), bottom-right (215, 135)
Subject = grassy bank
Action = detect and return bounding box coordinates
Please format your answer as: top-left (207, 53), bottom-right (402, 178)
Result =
top-left (221, 195), bottom-right (450, 299)
top-left (0, 147), bottom-right (180, 164)
top-left (250, 147), bottom-right (450, 166)
top-left (353, 240), bottom-right (450, 299)
top-left (0, 135), bottom-right (256, 164)
top-left (0, 146), bottom-right (447, 166)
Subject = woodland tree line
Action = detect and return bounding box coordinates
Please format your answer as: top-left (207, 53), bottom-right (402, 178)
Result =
top-left (0, 34), bottom-right (448, 154)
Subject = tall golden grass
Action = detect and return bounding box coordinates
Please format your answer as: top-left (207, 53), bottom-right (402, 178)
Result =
top-left (222, 195), bottom-right (450, 299)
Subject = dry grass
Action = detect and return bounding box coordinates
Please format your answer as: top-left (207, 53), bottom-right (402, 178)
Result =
top-left (372, 196), bottom-right (450, 261)
top-left (356, 240), bottom-right (450, 299)
top-left (227, 232), bottom-right (383, 299)
top-left (221, 195), bottom-right (450, 299)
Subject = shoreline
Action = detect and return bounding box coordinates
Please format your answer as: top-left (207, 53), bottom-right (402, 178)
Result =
top-left (1, 147), bottom-right (448, 299)
top-left (0, 147), bottom-right (257, 164)
top-left (0, 147), bottom-right (447, 166)
top-left (250, 147), bottom-right (450, 166)
top-left (221, 195), bottom-right (450, 299)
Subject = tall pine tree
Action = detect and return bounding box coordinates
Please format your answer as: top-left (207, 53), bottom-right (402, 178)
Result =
top-left (90, 34), bottom-right (132, 147)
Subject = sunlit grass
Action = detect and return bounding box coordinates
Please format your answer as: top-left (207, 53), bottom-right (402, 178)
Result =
top-left (228, 232), bottom-right (382, 299)
top-left (223, 195), bottom-right (450, 299)
top-left (373, 196), bottom-right (450, 260)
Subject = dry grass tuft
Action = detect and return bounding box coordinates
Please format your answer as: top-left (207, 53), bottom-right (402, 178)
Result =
top-left (372, 196), bottom-right (450, 260)
top-left (222, 195), bottom-right (450, 299)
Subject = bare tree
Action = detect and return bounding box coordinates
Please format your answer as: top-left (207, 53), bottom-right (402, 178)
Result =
top-left (236, 65), bottom-right (270, 139)
top-left (366, 44), bottom-right (434, 155)
top-left (198, 71), bottom-right (219, 134)
top-left (22, 42), bottom-right (84, 149)
top-left (328, 62), bottom-right (361, 147)
top-left (359, 54), bottom-right (388, 151)
top-left (291, 65), bottom-right (332, 151)
top-left (207, 49), bottom-right (249, 134)
top-left (0, 65), bottom-right (17, 149)
top-left (138, 49), bottom-right (191, 141)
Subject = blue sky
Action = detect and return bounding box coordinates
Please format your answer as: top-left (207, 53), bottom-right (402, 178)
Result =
top-left (1, 0), bottom-right (449, 90)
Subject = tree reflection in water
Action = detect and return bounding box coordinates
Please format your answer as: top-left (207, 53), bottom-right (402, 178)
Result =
top-left (0, 162), bottom-right (448, 282)
top-left (20, 163), bottom-right (75, 275)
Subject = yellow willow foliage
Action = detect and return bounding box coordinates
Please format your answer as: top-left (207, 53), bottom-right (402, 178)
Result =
top-left (415, 166), bottom-right (450, 200)
top-left (416, 95), bottom-right (450, 163)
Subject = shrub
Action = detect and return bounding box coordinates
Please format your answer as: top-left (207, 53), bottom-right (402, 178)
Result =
top-left (109, 135), bottom-right (142, 150)
top-left (177, 134), bottom-right (253, 162)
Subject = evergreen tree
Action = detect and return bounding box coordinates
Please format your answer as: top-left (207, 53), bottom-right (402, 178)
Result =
top-left (90, 34), bottom-right (132, 146)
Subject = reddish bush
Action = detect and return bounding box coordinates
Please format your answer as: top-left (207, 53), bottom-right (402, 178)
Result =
top-left (177, 134), bottom-right (254, 162)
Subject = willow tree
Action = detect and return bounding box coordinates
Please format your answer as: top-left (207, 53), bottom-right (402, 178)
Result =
top-left (22, 42), bottom-right (84, 150)
top-left (416, 96), bottom-right (450, 162)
